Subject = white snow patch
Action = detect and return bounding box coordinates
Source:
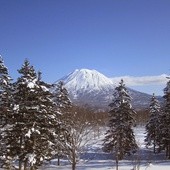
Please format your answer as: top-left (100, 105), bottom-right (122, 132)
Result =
top-left (25, 129), bottom-right (31, 138)
top-left (41, 85), bottom-right (49, 92)
top-left (27, 82), bottom-right (36, 89)
top-left (27, 153), bottom-right (36, 166)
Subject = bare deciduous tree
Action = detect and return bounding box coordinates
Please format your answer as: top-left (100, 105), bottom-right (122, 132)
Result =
top-left (61, 106), bottom-right (96, 170)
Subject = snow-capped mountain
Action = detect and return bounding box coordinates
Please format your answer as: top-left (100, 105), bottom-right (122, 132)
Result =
top-left (59, 69), bottom-right (114, 93)
top-left (55, 69), bottom-right (157, 110)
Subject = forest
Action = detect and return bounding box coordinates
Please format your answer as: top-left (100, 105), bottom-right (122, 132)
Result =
top-left (0, 57), bottom-right (170, 170)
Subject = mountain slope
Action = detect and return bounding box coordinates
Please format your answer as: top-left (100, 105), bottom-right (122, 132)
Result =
top-left (60, 69), bottom-right (114, 92)
top-left (55, 69), bottom-right (154, 110)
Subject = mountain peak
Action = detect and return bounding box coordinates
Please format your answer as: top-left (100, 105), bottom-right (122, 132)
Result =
top-left (70, 68), bottom-right (104, 77)
top-left (74, 68), bottom-right (97, 72)
top-left (60, 68), bottom-right (114, 92)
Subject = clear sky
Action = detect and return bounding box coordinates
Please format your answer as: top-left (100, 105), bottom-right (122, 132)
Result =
top-left (0, 0), bottom-right (170, 95)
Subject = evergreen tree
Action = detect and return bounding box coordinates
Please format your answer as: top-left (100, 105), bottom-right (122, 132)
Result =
top-left (0, 56), bottom-right (13, 127)
top-left (0, 56), bottom-right (13, 169)
top-left (31, 72), bottom-right (61, 168)
top-left (53, 81), bottom-right (72, 131)
top-left (159, 77), bottom-right (170, 158)
top-left (52, 81), bottom-right (72, 165)
top-left (10, 60), bottom-right (60, 170)
top-left (103, 79), bottom-right (137, 170)
top-left (145, 93), bottom-right (161, 153)
top-left (11, 59), bottom-right (38, 170)
top-left (53, 81), bottom-right (72, 112)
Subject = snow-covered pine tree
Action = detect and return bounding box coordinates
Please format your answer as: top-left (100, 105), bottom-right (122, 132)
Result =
top-left (0, 56), bottom-right (14, 169)
top-left (33, 72), bottom-right (62, 168)
top-left (53, 81), bottom-right (72, 132)
top-left (0, 56), bottom-right (13, 127)
top-left (145, 93), bottom-right (161, 153)
top-left (11, 59), bottom-right (38, 170)
top-left (11, 60), bottom-right (60, 170)
top-left (103, 79), bottom-right (137, 170)
top-left (52, 81), bottom-right (72, 165)
top-left (159, 77), bottom-right (170, 158)
top-left (53, 81), bottom-right (72, 113)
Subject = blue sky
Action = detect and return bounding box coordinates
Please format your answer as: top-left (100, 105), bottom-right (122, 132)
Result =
top-left (0, 0), bottom-right (170, 95)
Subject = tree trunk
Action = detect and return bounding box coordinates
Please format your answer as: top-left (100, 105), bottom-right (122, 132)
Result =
top-left (115, 155), bottom-right (119, 170)
top-left (167, 144), bottom-right (170, 159)
top-left (24, 159), bottom-right (28, 170)
top-left (153, 140), bottom-right (156, 154)
top-left (72, 162), bottom-right (76, 170)
top-left (19, 160), bottom-right (22, 170)
top-left (57, 156), bottom-right (60, 166)
top-left (153, 132), bottom-right (156, 154)
top-left (30, 165), bottom-right (34, 170)
top-left (19, 136), bottom-right (23, 170)
top-left (166, 145), bottom-right (169, 158)
top-left (72, 151), bottom-right (76, 170)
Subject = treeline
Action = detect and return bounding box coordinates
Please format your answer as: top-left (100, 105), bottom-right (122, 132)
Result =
top-left (101, 79), bottom-right (170, 170)
top-left (0, 57), bottom-right (100, 170)
top-left (0, 57), bottom-right (170, 170)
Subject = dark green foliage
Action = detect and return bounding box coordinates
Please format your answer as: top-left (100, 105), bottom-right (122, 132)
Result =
top-left (53, 81), bottom-right (72, 112)
top-left (145, 93), bottom-right (161, 153)
top-left (5, 60), bottom-right (61, 169)
top-left (0, 56), bottom-right (14, 169)
top-left (52, 81), bottom-right (72, 165)
top-left (158, 78), bottom-right (170, 158)
top-left (103, 80), bottom-right (137, 169)
top-left (0, 56), bottom-right (13, 128)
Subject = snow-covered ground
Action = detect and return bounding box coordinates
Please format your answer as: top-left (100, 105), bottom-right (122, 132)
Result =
top-left (40, 162), bottom-right (170, 170)
top-left (39, 126), bottom-right (170, 170)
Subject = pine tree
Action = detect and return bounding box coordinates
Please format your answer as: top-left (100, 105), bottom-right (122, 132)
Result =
top-left (0, 56), bottom-right (13, 127)
top-left (10, 60), bottom-right (60, 170)
top-left (145, 93), bottom-right (161, 153)
top-left (159, 77), bottom-right (170, 158)
top-left (11, 59), bottom-right (38, 170)
top-left (31, 71), bottom-right (61, 168)
top-left (52, 81), bottom-right (72, 165)
top-left (0, 56), bottom-right (14, 169)
top-left (103, 79), bottom-right (137, 170)
top-left (53, 81), bottom-right (72, 113)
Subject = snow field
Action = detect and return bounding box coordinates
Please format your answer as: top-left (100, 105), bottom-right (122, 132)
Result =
top-left (39, 126), bottom-right (170, 170)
